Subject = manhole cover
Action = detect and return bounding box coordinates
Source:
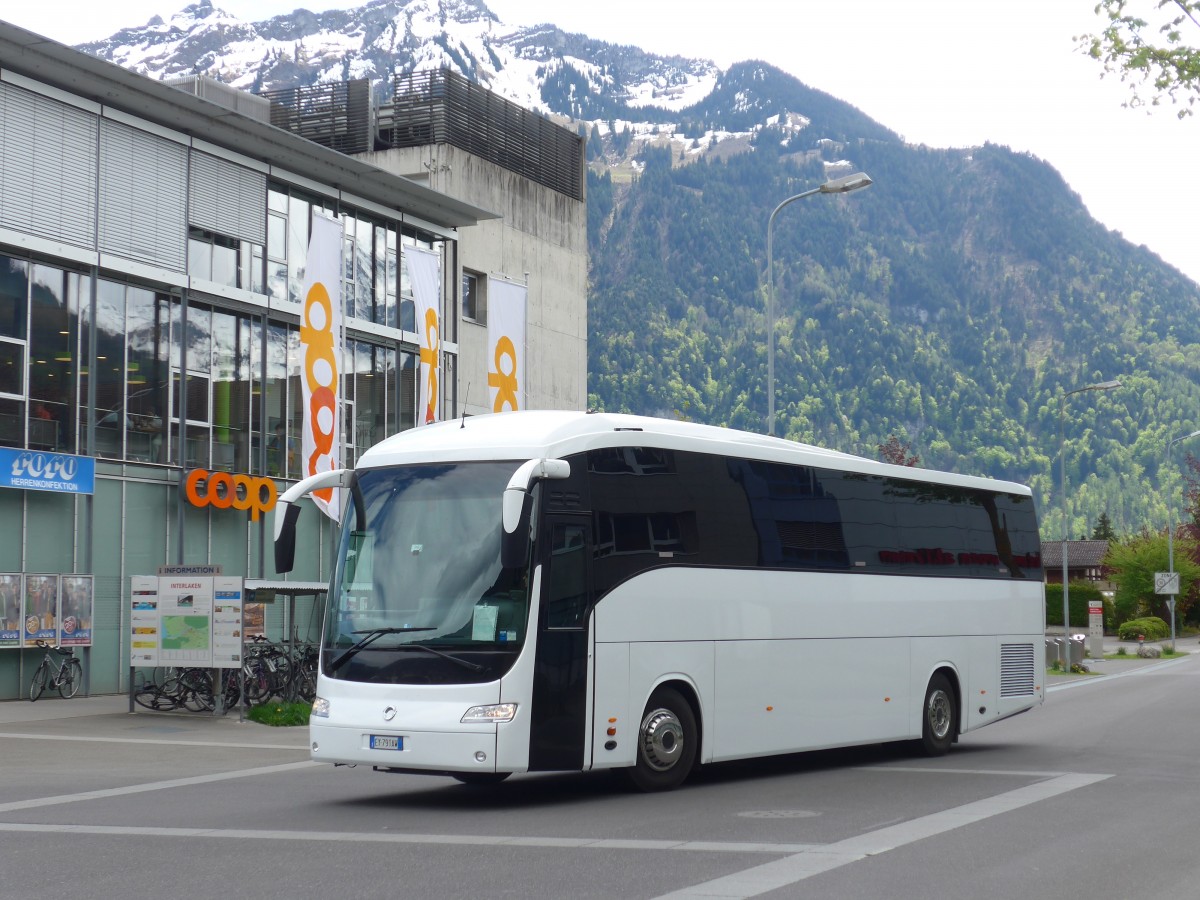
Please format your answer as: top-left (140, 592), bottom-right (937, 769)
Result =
top-left (737, 810), bottom-right (821, 819)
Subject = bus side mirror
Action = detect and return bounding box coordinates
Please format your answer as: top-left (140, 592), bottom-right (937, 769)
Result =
top-left (501, 492), bottom-right (534, 569)
top-left (272, 468), bottom-right (352, 574)
top-left (274, 503), bottom-right (302, 573)
top-left (501, 458), bottom-right (570, 569)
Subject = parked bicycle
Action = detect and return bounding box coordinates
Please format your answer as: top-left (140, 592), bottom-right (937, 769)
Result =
top-left (133, 666), bottom-right (213, 712)
top-left (29, 639), bottom-right (82, 702)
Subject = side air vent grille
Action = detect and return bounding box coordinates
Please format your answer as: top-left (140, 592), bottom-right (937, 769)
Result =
top-left (548, 491), bottom-right (581, 510)
top-left (1000, 643), bottom-right (1036, 697)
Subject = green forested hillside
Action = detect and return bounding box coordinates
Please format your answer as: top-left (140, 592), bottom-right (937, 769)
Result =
top-left (586, 129), bottom-right (1200, 539)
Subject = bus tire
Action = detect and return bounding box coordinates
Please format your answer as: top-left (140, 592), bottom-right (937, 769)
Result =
top-left (626, 687), bottom-right (697, 792)
top-left (918, 673), bottom-right (957, 756)
top-left (451, 772), bottom-right (511, 786)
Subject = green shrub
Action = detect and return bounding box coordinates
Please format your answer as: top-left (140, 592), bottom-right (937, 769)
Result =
top-left (1045, 582), bottom-right (1110, 628)
top-left (1117, 616), bottom-right (1170, 642)
top-left (246, 701), bottom-right (311, 727)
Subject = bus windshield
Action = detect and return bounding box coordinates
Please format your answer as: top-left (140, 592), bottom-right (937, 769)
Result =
top-left (324, 461), bottom-right (529, 685)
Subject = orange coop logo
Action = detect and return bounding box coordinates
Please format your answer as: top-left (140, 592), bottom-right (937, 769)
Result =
top-left (184, 469), bottom-right (278, 522)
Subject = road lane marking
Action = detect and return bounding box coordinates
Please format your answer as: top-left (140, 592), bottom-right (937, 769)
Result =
top-left (0, 763), bottom-right (1111, 895)
top-left (0, 822), bottom-right (821, 854)
top-left (1048, 655), bottom-right (1191, 692)
top-left (649, 772), bottom-right (1112, 899)
top-left (0, 732), bottom-right (305, 751)
top-left (0, 761), bottom-right (320, 813)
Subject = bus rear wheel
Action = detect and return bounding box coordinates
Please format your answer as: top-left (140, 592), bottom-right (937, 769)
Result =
top-left (918, 673), bottom-right (957, 756)
top-left (626, 687), bottom-right (697, 792)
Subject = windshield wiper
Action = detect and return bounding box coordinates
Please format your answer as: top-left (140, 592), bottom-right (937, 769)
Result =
top-left (329, 626), bottom-right (435, 672)
top-left (395, 644), bottom-right (485, 672)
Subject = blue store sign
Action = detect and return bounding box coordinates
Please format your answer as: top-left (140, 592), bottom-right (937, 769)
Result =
top-left (0, 448), bottom-right (95, 495)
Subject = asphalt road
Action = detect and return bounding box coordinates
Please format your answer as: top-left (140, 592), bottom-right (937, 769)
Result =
top-left (2, 649), bottom-right (1199, 900)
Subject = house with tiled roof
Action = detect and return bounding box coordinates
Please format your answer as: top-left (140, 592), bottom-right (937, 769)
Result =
top-left (1041, 540), bottom-right (1112, 587)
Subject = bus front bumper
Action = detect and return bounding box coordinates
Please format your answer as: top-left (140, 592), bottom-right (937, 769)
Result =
top-left (309, 718), bottom-right (505, 774)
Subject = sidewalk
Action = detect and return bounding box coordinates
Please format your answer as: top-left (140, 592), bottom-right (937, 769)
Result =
top-left (1045, 631), bottom-right (1198, 681)
top-left (0, 692), bottom-right (309, 749)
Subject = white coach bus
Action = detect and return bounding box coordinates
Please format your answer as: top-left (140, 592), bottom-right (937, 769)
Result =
top-left (274, 411), bottom-right (1045, 791)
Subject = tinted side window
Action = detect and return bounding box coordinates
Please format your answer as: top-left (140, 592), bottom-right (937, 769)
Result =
top-left (585, 447), bottom-right (1041, 596)
top-left (546, 522), bottom-right (590, 629)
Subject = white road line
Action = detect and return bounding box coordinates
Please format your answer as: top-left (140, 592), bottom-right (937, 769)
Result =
top-left (649, 772), bottom-right (1113, 899)
top-left (0, 761), bottom-right (320, 813)
top-left (857, 766), bottom-right (1074, 778)
top-left (1048, 655), bottom-right (1191, 692)
top-left (0, 732), bottom-right (305, 751)
top-left (0, 822), bottom-right (822, 855)
top-left (0, 766), bottom-right (1111, 890)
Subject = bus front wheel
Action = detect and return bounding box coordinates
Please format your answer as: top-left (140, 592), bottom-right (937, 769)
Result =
top-left (918, 673), bottom-right (957, 756)
top-left (626, 687), bottom-right (697, 792)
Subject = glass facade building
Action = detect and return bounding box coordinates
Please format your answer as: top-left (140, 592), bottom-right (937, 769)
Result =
top-left (0, 26), bottom-right (495, 698)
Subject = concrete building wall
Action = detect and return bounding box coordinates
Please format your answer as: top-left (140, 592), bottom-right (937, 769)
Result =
top-left (363, 144), bottom-right (588, 415)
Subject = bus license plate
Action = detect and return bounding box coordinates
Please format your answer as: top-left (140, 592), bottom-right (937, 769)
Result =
top-left (370, 735), bottom-right (402, 751)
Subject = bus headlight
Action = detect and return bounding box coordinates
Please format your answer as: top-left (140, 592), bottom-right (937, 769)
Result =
top-left (461, 703), bottom-right (517, 724)
top-left (311, 696), bottom-right (330, 718)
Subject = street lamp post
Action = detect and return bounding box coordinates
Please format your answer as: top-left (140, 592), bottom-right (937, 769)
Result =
top-left (765, 172), bottom-right (872, 437)
top-left (1058, 379), bottom-right (1121, 668)
top-left (1165, 429), bottom-right (1200, 650)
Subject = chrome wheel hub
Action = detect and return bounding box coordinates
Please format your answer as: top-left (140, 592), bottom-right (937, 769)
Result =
top-left (927, 689), bottom-right (951, 740)
top-left (639, 707), bottom-right (684, 771)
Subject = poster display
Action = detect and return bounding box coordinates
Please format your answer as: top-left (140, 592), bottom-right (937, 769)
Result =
top-left (23, 574), bottom-right (59, 646)
top-left (130, 575), bottom-right (159, 665)
top-left (211, 577), bottom-right (244, 667)
top-left (60, 575), bottom-right (93, 646)
top-left (243, 601), bottom-right (266, 638)
top-left (0, 574), bottom-right (20, 648)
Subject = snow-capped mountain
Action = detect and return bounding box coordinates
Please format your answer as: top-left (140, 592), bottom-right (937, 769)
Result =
top-left (76, 0), bottom-right (895, 169)
top-left (80, 0), bottom-right (717, 114)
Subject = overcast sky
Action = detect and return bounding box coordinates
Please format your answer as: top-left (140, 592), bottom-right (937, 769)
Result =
top-left (6, 0), bottom-right (1199, 284)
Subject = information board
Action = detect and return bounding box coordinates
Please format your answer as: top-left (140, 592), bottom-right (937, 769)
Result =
top-left (130, 573), bottom-right (243, 668)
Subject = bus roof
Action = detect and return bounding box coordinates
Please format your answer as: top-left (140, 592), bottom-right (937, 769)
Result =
top-left (356, 411), bottom-right (1031, 496)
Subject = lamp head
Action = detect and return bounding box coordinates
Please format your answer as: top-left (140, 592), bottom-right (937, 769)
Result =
top-left (819, 172), bottom-right (873, 194)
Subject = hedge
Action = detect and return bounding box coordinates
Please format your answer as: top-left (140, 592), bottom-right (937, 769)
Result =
top-left (1116, 616), bottom-right (1170, 642)
top-left (1045, 582), bottom-right (1109, 628)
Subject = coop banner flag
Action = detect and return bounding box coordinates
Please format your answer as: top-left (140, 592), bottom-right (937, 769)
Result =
top-left (407, 246), bottom-right (442, 424)
top-left (300, 212), bottom-right (344, 522)
top-left (487, 278), bottom-right (527, 413)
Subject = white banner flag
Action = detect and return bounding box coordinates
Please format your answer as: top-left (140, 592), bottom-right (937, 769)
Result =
top-left (487, 278), bottom-right (527, 413)
top-left (407, 246), bottom-right (442, 424)
top-left (299, 213), bottom-right (344, 521)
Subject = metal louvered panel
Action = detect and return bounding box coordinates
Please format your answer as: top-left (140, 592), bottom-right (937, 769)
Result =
top-left (99, 119), bottom-right (187, 272)
top-left (262, 80), bottom-right (372, 155)
top-left (189, 150), bottom-right (266, 245)
top-left (0, 81), bottom-right (98, 249)
top-left (381, 69), bottom-right (585, 202)
top-left (1000, 643), bottom-right (1036, 697)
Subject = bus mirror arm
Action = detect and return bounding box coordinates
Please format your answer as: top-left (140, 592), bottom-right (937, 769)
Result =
top-left (501, 458), bottom-right (570, 569)
top-left (272, 468), bottom-right (352, 574)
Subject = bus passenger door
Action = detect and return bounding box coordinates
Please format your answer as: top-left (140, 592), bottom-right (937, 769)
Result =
top-left (528, 516), bottom-right (593, 771)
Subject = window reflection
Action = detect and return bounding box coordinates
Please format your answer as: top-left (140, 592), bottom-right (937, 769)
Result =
top-left (0, 215), bottom-right (430, 466)
top-left (0, 257), bottom-right (30, 449)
